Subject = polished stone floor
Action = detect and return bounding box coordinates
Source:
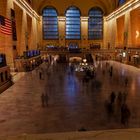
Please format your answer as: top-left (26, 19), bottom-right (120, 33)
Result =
top-left (0, 61), bottom-right (140, 136)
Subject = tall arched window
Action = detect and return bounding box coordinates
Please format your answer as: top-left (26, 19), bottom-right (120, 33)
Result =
top-left (88, 7), bottom-right (103, 40)
top-left (118, 0), bottom-right (126, 6)
top-left (42, 7), bottom-right (58, 39)
top-left (65, 6), bottom-right (81, 39)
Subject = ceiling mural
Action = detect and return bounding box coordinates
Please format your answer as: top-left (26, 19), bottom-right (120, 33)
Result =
top-left (30, 0), bottom-right (130, 15)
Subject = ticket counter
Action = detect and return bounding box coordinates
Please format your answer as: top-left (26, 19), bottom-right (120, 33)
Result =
top-left (15, 56), bottom-right (42, 72)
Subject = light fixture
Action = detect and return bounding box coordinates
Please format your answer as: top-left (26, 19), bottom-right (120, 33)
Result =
top-left (136, 30), bottom-right (139, 39)
top-left (83, 59), bottom-right (87, 63)
top-left (123, 52), bottom-right (126, 57)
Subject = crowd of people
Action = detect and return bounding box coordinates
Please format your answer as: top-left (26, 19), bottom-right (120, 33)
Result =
top-left (105, 91), bottom-right (131, 126)
top-left (34, 56), bottom-right (132, 127)
top-left (101, 62), bottom-right (131, 126)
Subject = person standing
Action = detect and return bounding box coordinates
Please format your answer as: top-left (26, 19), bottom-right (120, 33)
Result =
top-left (122, 92), bottom-right (128, 104)
top-left (45, 93), bottom-right (49, 107)
top-left (124, 77), bottom-right (128, 87)
top-left (121, 104), bottom-right (131, 126)
top-left (41, 93), bottom-right (45, 107)
top-left (39, 71), bottom-right (42, 80)
top-left (117, 91), bottom-right (123, 106)
top-left (110, 91), bottom-right (116, 104)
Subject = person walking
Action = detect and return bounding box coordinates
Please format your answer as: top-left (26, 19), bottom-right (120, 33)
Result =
top-left (104, 99), bottom-right (114, 121)
top-left (41, 93), bottom-right (45, 107)
top-left (124, 77), bottom-right (128, 87)
top-left (121, 104), bottom-right (131, 126)
top-left (110, 91), bottom-right (116, 104)
top-left (122, 92), bottom-right (128, 104)
top-left (45, 93), bottom-right (49, 107)
top-left (109, 66), bottom-right (113, 78)
top-left (39, 69), bottom-right (42, 80)
top-left (117, 91), bottom-right (123, 106)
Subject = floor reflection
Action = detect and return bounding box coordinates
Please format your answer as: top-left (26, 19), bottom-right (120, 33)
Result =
top-left (0, 61), bottom-right (139, 136)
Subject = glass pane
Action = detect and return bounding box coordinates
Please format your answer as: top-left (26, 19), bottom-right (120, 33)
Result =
top-left (42, 7), bottom-right (58, 39)
top-left (88, 8), bottom-right (103, 40)
top-left (65, 6), bottom-right (81, 39)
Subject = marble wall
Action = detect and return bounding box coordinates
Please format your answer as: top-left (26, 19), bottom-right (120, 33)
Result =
top-left (0, 0), bottom-right (40, 68)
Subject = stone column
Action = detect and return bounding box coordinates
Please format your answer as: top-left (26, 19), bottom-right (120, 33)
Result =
top-left (126, 11), bottom-right (132, 48)
top-left (81, 17), bottom-right (88, 49)
top-left (58, 16), bottom-right (66, 47)
top-left (27, 15), bottom-right (32, 50)
top-left (29, 16), bottom-right (38, 50)
top-left (105, 18), bottom-right (116, 49)
top-left (21, 10), bottom-right (27, 53)
top-left (103, 17), bottom-right (108, 49)
top-left (14, 5), bottom-right (23, 56)
top-left (14, 6), bottom-right (27, 56)
top-left (37, 17), bottom-right (43, 49)
top-left (124, 11), bottom-right (131, 48)
top-left (111, 16), bottom-right (117, 49)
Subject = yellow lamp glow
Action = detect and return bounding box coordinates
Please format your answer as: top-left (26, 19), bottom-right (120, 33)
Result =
top-left (83, 59), bottom-right (87, 63)
top-left (136, 30), bottom-right (139, 39)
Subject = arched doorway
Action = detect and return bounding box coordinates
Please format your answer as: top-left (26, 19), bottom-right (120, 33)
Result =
top-left (69, 56), bottom-right (82, 63)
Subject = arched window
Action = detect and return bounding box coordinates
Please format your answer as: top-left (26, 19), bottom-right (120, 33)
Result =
top-left (42, 7), bottom-right (58, 39)
top-left (88, 7), bottom-right (103, 40)
top-left (65, 6), bottom-right (81, 39)
top-left (118, 0), bottom-right (126, 6)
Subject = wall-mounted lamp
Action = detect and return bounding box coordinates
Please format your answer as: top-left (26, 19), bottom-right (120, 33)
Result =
top-left (136, 30), bottom-right (139, 39)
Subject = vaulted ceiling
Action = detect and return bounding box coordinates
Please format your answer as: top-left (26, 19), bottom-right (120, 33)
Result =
top-left (30, 0), bottom-right (129, 16)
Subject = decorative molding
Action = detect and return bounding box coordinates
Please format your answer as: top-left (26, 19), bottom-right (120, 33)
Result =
top-left (80, 17), bottom-right (89, 21)
top-left (71, 1), bottom-right (75, 6)
top-left (105, 0), bottom-right (140, 21)
top-left (13, 0), bottom-right (40, 21)
top-left (58, 16), bottom-right (66, 21)
top-left (47, 0), bottom-right (52, 4)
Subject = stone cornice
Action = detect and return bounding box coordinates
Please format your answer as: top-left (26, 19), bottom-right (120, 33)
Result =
top-left (105, 0), bottom-right (140, 21)
top-left (13, 0), bottom-right (40, 21)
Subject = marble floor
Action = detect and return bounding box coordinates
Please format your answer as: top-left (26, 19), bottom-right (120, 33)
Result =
top-left (0, 60), bottom-right (140, 136)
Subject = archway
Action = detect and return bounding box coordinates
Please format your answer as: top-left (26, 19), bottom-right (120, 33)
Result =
top-left (69, 56), bottom-right (82, 63)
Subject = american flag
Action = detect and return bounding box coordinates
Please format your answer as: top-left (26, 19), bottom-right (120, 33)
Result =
top-left (0, 15), bottom-right (12, 35)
